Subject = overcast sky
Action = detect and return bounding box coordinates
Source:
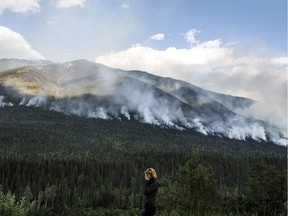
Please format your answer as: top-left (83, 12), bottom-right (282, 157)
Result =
top-left (0, 0), bottom-right (287, 133)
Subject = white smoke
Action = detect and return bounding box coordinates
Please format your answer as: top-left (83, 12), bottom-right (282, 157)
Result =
top-left (19, 97), bottom-right (27, 106)
top-left (87, 107), bottom-right (109, 119)
top-left (226, 123), bottom-right (266, 141)
top-left (50, 102), bottom-right (62, 112)
top-left (120, 106), bottom-right (130, 120)
top-left (192, 118), bottom-right (208, 135)
top-left (2, 90), bottom-right (286, 145)
top-left (26, 95), bottom-right (47, 107)
top-left (271, 137), bottom-right (287, 146)
top-left (140, 106), bottom-right (160, 126)
top-left (95, 40), bottom-right (287, 143)
top-left (0, 96), bottom-right (13, 107)
top-left (0, 96), bottom-right (4, 107)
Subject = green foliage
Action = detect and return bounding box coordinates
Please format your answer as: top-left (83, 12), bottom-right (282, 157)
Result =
top-left (0, 107), bottom-right (285, 157)
top-left (0, 107), bottom-right (286, 215)
top-left (177, 150), bottom-right (217, 215)
top-left (217, 186), bottom-right (246, 215)
top-left (157, 176), bottom-right (180, 214)
top-left (246, 158), bottom-right (287, 216)
top-left (63, 207), bottom-right (140, 216)
top-left (0, 188), bottom-right (35, 216)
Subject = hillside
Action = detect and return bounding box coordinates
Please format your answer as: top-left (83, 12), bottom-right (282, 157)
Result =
top-left (0, 106), bottom-right (285, 157)
top-left (0, 59), bottom-right (285, 145)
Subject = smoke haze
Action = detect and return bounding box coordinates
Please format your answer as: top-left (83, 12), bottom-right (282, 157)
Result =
top-left (95, 40), bottom-right (288, 141)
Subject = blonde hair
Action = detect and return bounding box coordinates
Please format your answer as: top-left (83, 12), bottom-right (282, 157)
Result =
top-left (144, 168), bottom-right (157, 179)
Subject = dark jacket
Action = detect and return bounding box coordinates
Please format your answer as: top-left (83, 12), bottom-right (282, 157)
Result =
top-left (143, 178), bottom-right (160, 208)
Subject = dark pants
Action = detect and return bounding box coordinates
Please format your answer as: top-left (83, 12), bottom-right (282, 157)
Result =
top-left (142, 206), bottom-right (156, 216)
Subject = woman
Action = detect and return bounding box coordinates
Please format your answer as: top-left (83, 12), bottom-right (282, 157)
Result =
top-left (142, 168), bottom-right (160, 216)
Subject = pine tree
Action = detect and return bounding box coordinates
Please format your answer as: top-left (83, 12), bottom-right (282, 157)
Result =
top-left (178, 150), bottom-right (217, 216)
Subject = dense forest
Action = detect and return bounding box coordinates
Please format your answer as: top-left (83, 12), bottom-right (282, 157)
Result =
top-left (0, 107), bottom-right (286, 215)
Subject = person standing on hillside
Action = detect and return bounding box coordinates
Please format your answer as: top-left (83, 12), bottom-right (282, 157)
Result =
top-left (142, 168), bottom-right (160, 216)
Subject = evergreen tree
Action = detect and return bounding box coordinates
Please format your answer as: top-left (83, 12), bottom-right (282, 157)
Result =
top-left (247, 158), bottom-right (287, 216)
top-left (177, 150), bottom-right (217, 216)
top-left (0, 188), bottom-right (35, 216)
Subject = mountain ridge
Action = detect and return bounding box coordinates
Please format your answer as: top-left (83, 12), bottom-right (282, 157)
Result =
top-left (0, 58), bottom-right (286, 145)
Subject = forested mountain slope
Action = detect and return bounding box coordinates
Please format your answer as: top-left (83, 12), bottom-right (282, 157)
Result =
top-left (0, 59), bottom-right (285, 144)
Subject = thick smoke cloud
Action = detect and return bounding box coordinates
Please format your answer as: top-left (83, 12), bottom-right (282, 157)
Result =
top-left (95, 40), bottom-right (287, 142)
top-left (7, 87), bottom-right (282, 144)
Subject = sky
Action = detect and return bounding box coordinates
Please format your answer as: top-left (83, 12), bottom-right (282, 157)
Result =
top-left (0, 0), bottom-right (287, 134)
